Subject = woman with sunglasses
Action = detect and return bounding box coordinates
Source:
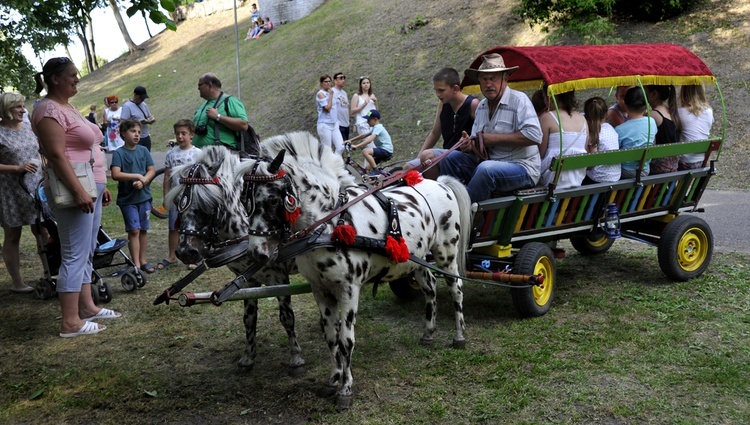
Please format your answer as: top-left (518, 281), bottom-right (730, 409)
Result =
top-left (351, 76), bottom-right (378, 137)
top-left (103, 95), bottom-right (124, 153)
top-left (315, 75), bottom-right (344, 154)
top-left (31, 57), bottom-right (120, 338)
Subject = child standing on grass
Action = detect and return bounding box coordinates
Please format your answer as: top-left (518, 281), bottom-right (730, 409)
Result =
top-left (111, 118), bottom-right (156, 274)
top-left (158, 119), bottom-right (202, 271)
top-left (344, 109), bottom-right (393, 174)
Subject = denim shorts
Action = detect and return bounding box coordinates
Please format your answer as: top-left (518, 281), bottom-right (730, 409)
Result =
top-left (120, 200), bottom-right (151, 232)
top-left (373, 148), bottom-right (393, 163)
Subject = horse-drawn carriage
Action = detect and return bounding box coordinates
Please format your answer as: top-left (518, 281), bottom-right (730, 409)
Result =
top-left (156, 44), bottom-right (723, 408)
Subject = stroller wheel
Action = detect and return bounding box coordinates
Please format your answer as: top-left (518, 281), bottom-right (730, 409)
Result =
top-left (136, 271), bottom-right (147, 288)
top-left (100, 281), bottom-right (113, 303)
top-left (35, 278), bottom-right (57, 300)
top-left (121, 273), bottom-right (138, 292)
top-left (90, 283), bottom-right (100, 305)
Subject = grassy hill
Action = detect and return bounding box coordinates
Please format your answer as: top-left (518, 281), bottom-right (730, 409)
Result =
top-left (76, 0), bottom-right (750, 188)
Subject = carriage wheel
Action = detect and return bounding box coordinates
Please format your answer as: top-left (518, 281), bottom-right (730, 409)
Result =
top-left (511, 242), bottom-right (556, 318)
top-left (570, 230), bottom-right (615, 256)
top-left (388, 275), bottom-right (421, 301)
top-left (121, 273), bottom-right (137, 292)
top-left (658, 215), bottom-right (713, 281)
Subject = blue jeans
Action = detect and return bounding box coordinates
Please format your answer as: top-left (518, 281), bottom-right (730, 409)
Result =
top-left (120, 200), bottom-right (151, 232)
top-left (440, 151), bottom-right (534, 202)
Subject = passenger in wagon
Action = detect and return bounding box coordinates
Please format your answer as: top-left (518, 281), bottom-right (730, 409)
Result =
top-left (605, 86), bottom-right (633, 127)
top-left (582, 96), bottom-right (620, 184)
top-left (616, 87), bottom-right (656, 178)
top-left (439, 53), bottom-right (542, 202)
top-left (677, 84), bottom-right (714, 170)
top-left (538, 90), bottom-right (588, 189)
top-left (402, 67), bottom-right (479, 179)
top-left (646, 85), bottom-right (681, 174)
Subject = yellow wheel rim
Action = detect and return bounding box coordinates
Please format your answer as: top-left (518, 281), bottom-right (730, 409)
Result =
top-left (588, 235), bottom-right (610, 247)
top-left (678, 227), bottom-right (709, 272)
top-left (532, 256), bottom-right (554, 306)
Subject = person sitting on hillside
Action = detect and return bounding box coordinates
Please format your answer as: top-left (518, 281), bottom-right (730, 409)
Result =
top-left (616, 87), bottom-right (657, 179)
top-left (245, 18), bottom-right (264, 40)
top-left (250, 3), bottom-right (260, 24)
top-left (254, 16), bottom-right (274, 39)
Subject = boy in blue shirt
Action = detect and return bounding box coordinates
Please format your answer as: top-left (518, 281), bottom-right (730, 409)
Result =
top-left (616, 87), bottom-right (657, 178)
top-left (345, 109), bottom-right (393, 173)
top-left (111, 118), bottom-right (156, 273)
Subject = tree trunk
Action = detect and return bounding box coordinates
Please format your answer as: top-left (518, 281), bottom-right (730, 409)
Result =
top-left (77, 26), bottom-right (94, 75)
top-left (142, 10), bottom-right (153, 38)
top-left (108, 0), bottom-right (141, 54)
top-left (86, 13), bottom-right (98, 70)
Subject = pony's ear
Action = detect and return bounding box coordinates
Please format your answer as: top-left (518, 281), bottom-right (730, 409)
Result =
top-left (268, 150), bottom-right (286, 173)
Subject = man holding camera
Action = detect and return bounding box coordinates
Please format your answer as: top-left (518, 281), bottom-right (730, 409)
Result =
top-left (192, 73), bottom-right (249, 149)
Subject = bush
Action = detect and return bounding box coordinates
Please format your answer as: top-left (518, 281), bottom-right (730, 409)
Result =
top-left (615, 0), bottom-right (698, 22)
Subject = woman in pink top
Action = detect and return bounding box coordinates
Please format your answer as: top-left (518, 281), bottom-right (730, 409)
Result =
top-left (31, 57), bottom-right (121, 338)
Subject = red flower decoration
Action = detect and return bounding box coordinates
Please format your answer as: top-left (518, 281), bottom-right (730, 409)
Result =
top-left (385, 235), bottom-right (410, 263)
top-left (332, 224), bottom-right (357, 245)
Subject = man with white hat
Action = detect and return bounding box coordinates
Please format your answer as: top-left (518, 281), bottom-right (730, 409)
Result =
top-left (439, 53), bottom-right (542, 202)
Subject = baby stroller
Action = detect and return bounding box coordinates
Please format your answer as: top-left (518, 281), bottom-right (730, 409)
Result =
top-left (31, 181), bottom-right (146, 303)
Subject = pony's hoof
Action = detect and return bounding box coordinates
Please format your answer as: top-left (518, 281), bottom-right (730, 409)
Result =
top-left (288, 364), bottom-right (306, 378)
top-left (336, 394), bottom-right (353, 409)
top-left (289, 356), bottom-right (306, 368)
top-left (317, 385), bottom-right (338, 398)
top-left (452, 337), bottom-right (466, 349)
top-left (419, 337), bottom-right (434, 346)
top-left (237, 356), bottom-right (255, 370)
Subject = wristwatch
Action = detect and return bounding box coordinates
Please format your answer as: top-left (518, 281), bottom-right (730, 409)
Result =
top-left (216, 114), bottom-right (222, 122)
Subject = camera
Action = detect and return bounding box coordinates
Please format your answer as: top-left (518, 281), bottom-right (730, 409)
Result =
top-left (195, 125), bottom-right (208, 135)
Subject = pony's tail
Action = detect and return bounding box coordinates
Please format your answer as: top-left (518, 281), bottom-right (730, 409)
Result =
top-left (437, 175), bottom-right (472, 276)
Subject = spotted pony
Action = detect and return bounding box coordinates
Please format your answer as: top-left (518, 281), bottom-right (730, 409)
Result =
top-left (234, 131), bottom-right (472, 408)
top-left (166, 146), bottom-right (304, 370)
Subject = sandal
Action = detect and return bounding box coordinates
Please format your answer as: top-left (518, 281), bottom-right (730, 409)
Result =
top-left (156, 259), bottom-right (176, 270)
top-left (140, 263), bottom-right (156, 274)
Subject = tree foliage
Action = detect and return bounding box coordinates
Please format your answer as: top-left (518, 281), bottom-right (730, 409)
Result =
top-left (0, 0), bottom-right (175, 96)
top-left (515, 0), bottom-right (696, 44)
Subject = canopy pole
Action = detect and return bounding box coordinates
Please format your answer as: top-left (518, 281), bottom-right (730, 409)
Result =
top-left (233, 0), bottom-right (242, 101)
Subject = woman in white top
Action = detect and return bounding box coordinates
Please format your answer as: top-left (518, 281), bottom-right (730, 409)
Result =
top-left (350, 76), bottom-right (378, 136)
top-left (677, 85), bottom-right (714, 170)
top-left (539, 91), bottom-right (588, 189)
top-left (103, 95), bottom-right (124, 152)
top-left (583, 96), bottom-right (621, 184)
top-left (316, 75), bottom-right (344, 155)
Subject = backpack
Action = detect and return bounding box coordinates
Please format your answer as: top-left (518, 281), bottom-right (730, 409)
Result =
top-left (214, 94), bottom-right (261, 156)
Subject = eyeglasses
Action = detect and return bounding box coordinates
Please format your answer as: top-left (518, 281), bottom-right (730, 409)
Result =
top-left (51, 57), bottom-right (71, 65)
top-left (198, 82), bottom-right (207, 88)
top-left (336, 76), bottom-right (346, 80)
top-left (109, 101), bottom-right (118, 104)
top-left (322, 80), bottom-right (332, 84)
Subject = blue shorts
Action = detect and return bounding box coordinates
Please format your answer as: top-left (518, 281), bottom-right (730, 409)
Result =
top-left (120, 200), bottom-right (151, 232)
top-left (373, 148), bottom-right (393, 164)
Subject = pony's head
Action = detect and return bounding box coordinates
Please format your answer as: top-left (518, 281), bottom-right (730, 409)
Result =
top-left (166, 146), bottom-right (246, 265)
top-left (235, 131), bottom-right (353, 263)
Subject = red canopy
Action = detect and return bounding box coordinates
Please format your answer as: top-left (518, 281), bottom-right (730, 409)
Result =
top-left (461, 44), bottom-right (715, 95)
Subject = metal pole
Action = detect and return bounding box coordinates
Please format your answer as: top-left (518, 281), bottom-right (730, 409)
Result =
top-left (233, 0), bottom-right (242, 101)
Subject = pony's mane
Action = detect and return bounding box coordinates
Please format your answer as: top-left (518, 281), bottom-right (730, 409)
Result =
top-left (248, 131), bottom-right (355, 187)
top-left (165, 146), bottom-right (241, 210)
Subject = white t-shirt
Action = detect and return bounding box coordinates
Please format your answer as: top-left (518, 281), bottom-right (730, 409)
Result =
top-left (678, 106), bottom-right (713, 164)
top-left (165, 146), bottom-right (202, 186)
top-left (104, 107), bottom-right (124, 151)
top-left (586, 123), bottom-right (621, 183)
top-left (332, 87), bottom-right (349, 128)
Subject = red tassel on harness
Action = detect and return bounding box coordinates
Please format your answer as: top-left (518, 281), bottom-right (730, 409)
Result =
top-left (283, 193), bottom-right (301, 224)
top-left (332, 224), bottom-right (356, 245)
top-left (404, 170), bottom-right (423, 186)
top-left (385, 235), bottom-right (410, 263)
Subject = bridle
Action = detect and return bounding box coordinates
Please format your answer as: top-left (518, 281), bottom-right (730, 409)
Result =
top-left (176, 163), bottom-right (245, 251)
top-left (241, 152), bottom-right (301, 239)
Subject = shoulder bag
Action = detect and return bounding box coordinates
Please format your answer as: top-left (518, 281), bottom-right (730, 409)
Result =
top-left (46, 145), bottom-right (98, 208)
